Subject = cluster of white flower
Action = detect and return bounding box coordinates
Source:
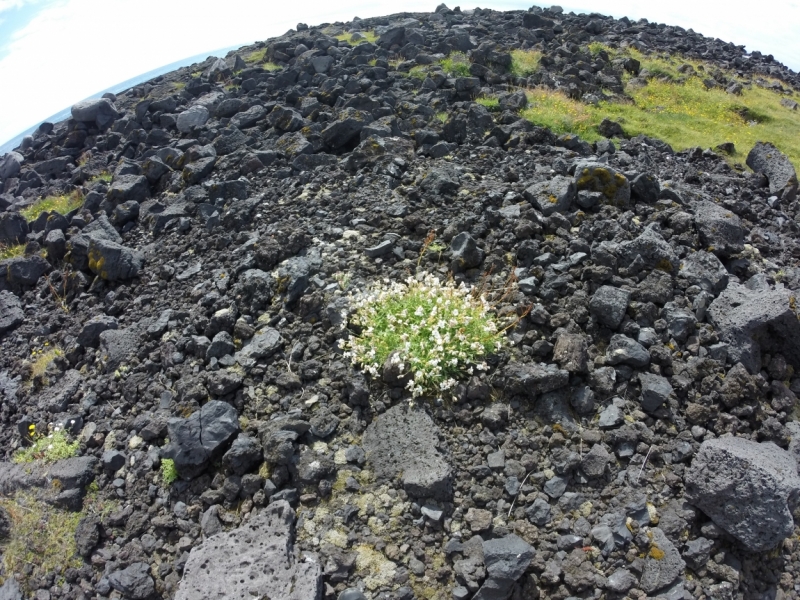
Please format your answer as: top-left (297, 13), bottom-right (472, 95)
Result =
top-left (340, 272), bottom-right (504, 400)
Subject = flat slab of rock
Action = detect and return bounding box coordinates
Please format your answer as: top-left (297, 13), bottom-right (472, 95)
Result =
top-left (362, 404), bottom-right (452, 500)
top-left (685, 436), bottom-right (800, 552)
top-left (746, 141), bottom-right (798, 201)
top-left (707, 281), bottom-right (800, 373)
top-left (0, 290), bottom-right (24, 334)
top-left (640, 527), bottom-right (685, 594)
top-left (175, 500), bottom-right (322, 600)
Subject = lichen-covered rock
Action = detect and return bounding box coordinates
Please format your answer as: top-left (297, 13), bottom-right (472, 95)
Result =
top-left (574, 162), bottom-right (631, 208)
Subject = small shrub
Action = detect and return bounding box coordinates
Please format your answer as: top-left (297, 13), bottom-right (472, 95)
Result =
top-left (440, 52), bottom-right (471, 77)
top-left (509, 49), bottom-right (542, 77)
top-left (26, 345), bottom-right (63, 385)
top-left (340, 272), bottom-right (505, 400)
top-left (20, 190), bottom-right (84, 223)
top-left (160, 458), bottom-right (179, 485)
top-left (13, 426), bottom-right (79, 464)
top-left (0, 243), bottom-right (25, 260)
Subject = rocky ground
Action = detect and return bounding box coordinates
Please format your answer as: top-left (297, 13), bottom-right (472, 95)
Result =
top-left (1, 3), bottom-right (800, 600)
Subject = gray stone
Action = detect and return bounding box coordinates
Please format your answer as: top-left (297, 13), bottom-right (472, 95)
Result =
top-left (222, 434), bottom-right (262, 476)
top-left (631, 173), bottom-right (661, 203)
top-left (639, 372), bottom-right (673, 412)
top-left (685, 436), bottom-right (800, 552)
top-left (338, 590), bottom-right (367, 600)
top-left (87, 237), bottom-right (143, 281)
top-left (362, 403), bottom-right (452, 500)
top-left (230, 104), bottom-right (267, 129)
top-left (526, 497), bottom-right (551, 526)
top-left (77, 315), bottom-right (118, 348)
top-left (543, 475), bottom-right (568, 498)
top-left (176, 105), bottom-right (210, 133)
top-left (606, 334), bottom-right (650, 367)
top-left (553, 333), bottom-right (589, 373)
top-left (682, 537), bottom-right (714, 570)
top-left (5, 254), bottom-right (50, 287)
top-left (237, 328), bottom-right (283, 361)
top-left (640, 527), bottom-right (685, 594)
top-left (182, 156), bottom-right (216, 186)
top-left (0, 212), bottom-right (28, 245)
top-left (598, 402), bottom-right (624, 429)
top-left (523, 175), bottom-right (576, 216)
top-left (502, 362), bottom-right (569, 396)
top-left (589, 285), bottom-right (630, 329)
top-left (98, 326), bottom-right (140, 371)
top-left (679, 250), bottom-right (729, 296)
top-left (107, 174), bottom-right (149, 204)
top-left (707, 281), bottom-right (800, 374)
top-left (163, 400), bottom-right (240, 479)
top-left (606, 568), bottom-right (636, 593)
top-left (75, 516), bottom-right (101, 557)
top-left (0, 291), bottom-right (24, 335)
top-left (102, 450), bottom-right (126, 473)
top-left (581, 444), bottom-right (610, 478)
top-left (473, 534), bottom-right (535, 600)
top-left (450, 231), bottom-right (484, 272)
top-left (0, 152), bottom-right (23, 180)
top-left (176, 500), bottom-right (322, 600)
top-left (574, 162), bottom-right (631, 208)
top-left (694, 200), bottom-right (745, 258)
top-left (107, 562), bottom-right (155, 599)
top-left (746, 141), bottom-right (798, 201)
top-left (365, 240), bottom-right (393, 258)
top-left (322, 108), bottom-right (372, 149)
top-left (617, 225), bottom-right (678, 272)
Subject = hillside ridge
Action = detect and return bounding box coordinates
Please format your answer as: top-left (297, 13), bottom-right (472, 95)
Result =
top-left (1, 4), bottom-right (800, 600)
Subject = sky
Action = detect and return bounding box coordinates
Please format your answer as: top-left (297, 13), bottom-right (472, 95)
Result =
top-left (0, 0), bottom-right (798, 149)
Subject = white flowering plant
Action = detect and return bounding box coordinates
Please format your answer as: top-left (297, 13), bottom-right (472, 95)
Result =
top-left (340, 271), bottom-right (506, 400)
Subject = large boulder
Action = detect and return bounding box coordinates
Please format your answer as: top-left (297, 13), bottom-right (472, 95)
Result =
top-left (0, 213), bottom-right (28, 246)
top-left (574, 162), bottom-right (631, 208)
top-left (87, 237), bottom-right (144, 281)
top-left (746, 141), bottom-right (798, 201)
top-left (707, 281), bottom-right (800, 373)
top-left (175, 500), bottom-right (322, 600)
top-left (4, 254), bottom-right (50, 287)
top-left (693, 200), bottom-right (744, 258)
top-left (162, 400), bottom-right (239, 478)
top-left (362, 404), bottom-right (452, 500)
top-left (685, 436), bottom-right (800, 552)
top-left (321, 108), bottom-right (373, 149)
top-left (107, 562), bottom-right (155, 600)
top-left (0, 152), bottom-right (23, 180)
top-left (176, 105), bottom-right (210, 133)
top-left (71, 98), bottom-right (119, 129)
top-left (617, 225), bottom-right (678, 272)
top-left (678, 250), bottom-right (729, 296)
top-left (523, 175), bottom-right (576, 216)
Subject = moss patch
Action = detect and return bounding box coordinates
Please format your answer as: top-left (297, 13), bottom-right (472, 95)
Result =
top-left (20, 190), bottom-right (84, 223)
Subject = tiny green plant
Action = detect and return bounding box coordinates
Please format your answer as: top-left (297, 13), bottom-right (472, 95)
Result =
top-left (160, 458), bottom-right (179, 485)
top-left (439, 52), bottom-right (471, 77)
top-left (20, 190), bottom-right (84, 223)
top-left (340, 272), bottom-right (505, 400)
top-left (335, 30), bottom-right (379, 46)
top-left (26, 345), bottom-right (63, 386)
top-left (333, 272), bottom-right (352, 290)
top-left (13, 425), bottom-right (79, 464)
top-left (476, 96), bottom-right (501, 112)
top-left (0, 243), bottom-right (25, 260)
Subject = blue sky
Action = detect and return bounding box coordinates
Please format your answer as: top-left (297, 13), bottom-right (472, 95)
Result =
top-left (0, 0), bottom-right (798, 149)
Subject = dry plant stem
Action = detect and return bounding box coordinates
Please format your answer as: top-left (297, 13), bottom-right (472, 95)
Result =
top-left (635, 445), bottom-right (654, 484)
top-left (507, 470), bottom-right (534, 518)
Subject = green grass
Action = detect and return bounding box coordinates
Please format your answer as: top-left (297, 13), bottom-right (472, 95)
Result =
top-left (335, 30), bottom-right (378, 46)
top-left (509, 49), bottom-right (542, 77)
top-left (0, 492), bottom-right (84, 591)
top-left (521, 47), bottom-right (800, 169)
top-left (160, 458), bottom-right (179, 485)
top-left (172, 81), bottom-right (186, 91)
top-left (341, 272), bottom-right (505, 400)
top-left (20, 190), bottom-right (83, 223)
top-left (26, 346), bottom-right (63, 386)
top-left (0, 243), bottom-right (25, 260)
top-left (476, 96), bottom-right (501, 112)
top-left (88, 171), bottom-right (112, 184)
top-left (440, 52), bottom-right (471, 78)
top-left (13, 427), bottom-right (79, 464)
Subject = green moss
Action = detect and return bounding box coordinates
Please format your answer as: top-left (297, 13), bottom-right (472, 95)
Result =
top-left (160, 458), bottom-right (179, 485)
top-left (476, 96), bottom-right (500, 112)
top-left (0, 492), bottom-right (84, 592)
top-left (20, 190), bottom-right (84, 223)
